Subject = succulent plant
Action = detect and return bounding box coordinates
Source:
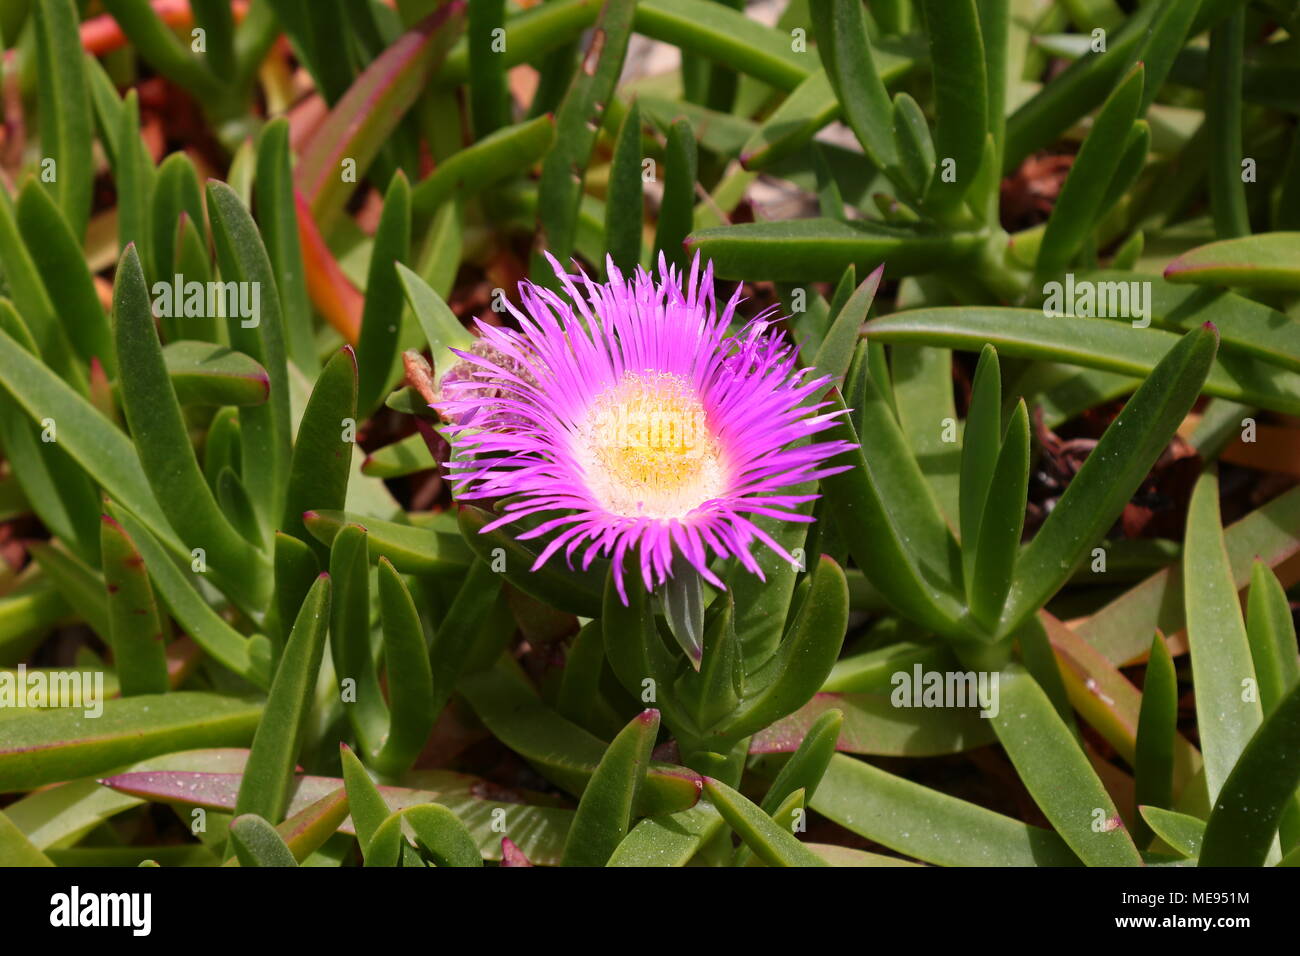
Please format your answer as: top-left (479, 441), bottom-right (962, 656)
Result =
top-left (0, 0), bottom-right (1298, 879)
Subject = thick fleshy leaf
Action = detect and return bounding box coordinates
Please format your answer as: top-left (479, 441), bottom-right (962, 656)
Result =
top-left (106, 757), bottom-right (572, 864)
top-left (809, 0), bottom-right (897, 179)
top-left (281, 347), bottom-right (358, 560)
top-left (100, 516), bottom-right (168, 697)
top-left (1078, 483), bottom-right (1300, 665)
top-left (0, 329), bottom-right (182, 572)
top-left (1140, 806), bottom-right (1205, 859)
top-left (1034, 64), bottom-right (1143, 283)
top-left (395, 264), bottom-right (474, 381)
top-left (254, 118), bottom-right (318, 375)
top-left (0, 753), bottom-right (237, 857)
top-left (370, 559), bottom-right (436, 776)
top-left (1165, 233), bottom-right (1300, 291)
top-left (272, 785), bottom-right (350, 864)
top-left (296, 4), bottom-right (465, 229)
top-left (989, 664), bottom-right (1142, 865)
top-left (751, 689), bottom-right (994, 758)
top-left (534, 0), bottom-right (635, 266)
top-left (1134, 633), bottom-right (1178, 849)
top-left (863, 310), bottom-right (1294, 412)
top-left (107, 503), bottom-right (269, 687)
top-left (411, 116), bottom-right (555, 218)
top-left (340, 744), bottom-right (391, 861)
top-left (561, 709), bottom-right (659, 867)
top-left (148, 341), bottom-right (270, 407)
top-left (1199, 680), bottom-right (1300, 866)
top-left (813, 754), bottom-right (1078, 866)
top-left (467, 0), bottom-right (509, 137)
top-left (306, 509), bottom-right (471, 575)
top-left (150, 153), bottom-right (206, 291)
top-left (233, 575), bottom-right (331, 826)
top-left (1206, 9), bottom-right (1250, 239)
top-left (0, 309), bottom-right (101, 565)
top-left (733, 708), bottom-right (843, 867)
top-left (207, 181), bottom-right (294, 534)
top-left (100, 0), bottom-right (224, 100)
top-left (1184, 468), bottom-right (1265, 806)
top-left (1246, 561), bottom-right (1300, 715)
top-left (1077, 270), bottom-right (1300, 375)
top-left (704, 777), bottom-right (827, 867)
top-left (15, 179), bottom-right (112, 374)
top-left (459, 505), bottom-right (605, 617)
top-left (430, 558), bottom-right (506, 719)
top-left (819, 385), bottom-right (964, 635)
top-left (0, 693), bottom-right (260, 791)
top-left (356, 174), bottom-right (412, 415)
top-left (33, 0), bottom-right (93, 240)
top-left (634, 0), bottom-right (813, 90)
top-left (607, 804), bottom-right (724, 867)
top-left (686, 218), bottom-right (983, 283)
top-left (653, 120), bottom-right (697, 271)
top-left (916, 0), bottom-right (987, 214)
top-left (228, 814), bottom-right (298, 867)
top-left (605, 102), bottom-right (645, 274)
top-left (0, 810), bottom-right (54, 867)
top-left (1003, 326), bottom-right (1217, 633)
top-left (0, 190), bottom-right (85, 389)
top-left (367, 804), bottom-right (482, 868)
top-left (960, 346), bottom-right (1002, 599)
top-left (810, 265), bottom-right (883, 386)
top-left (113, 244), bottom-right (270, 611)
top-left (719, 556), bottom-right (849, 743)
top-left (361, 433), bottom-right (437, 478)
top-left (458, 663), bottom-right (702, 817)
top-left (968, 400), bottom-right (1030, 630)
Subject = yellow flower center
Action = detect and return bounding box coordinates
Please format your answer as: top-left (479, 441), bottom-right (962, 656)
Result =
top-left (577, 372), bottom-right (726, 518)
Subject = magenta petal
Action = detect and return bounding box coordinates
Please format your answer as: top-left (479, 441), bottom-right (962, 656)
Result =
top-left (443, 252), bottom-right (859, 604)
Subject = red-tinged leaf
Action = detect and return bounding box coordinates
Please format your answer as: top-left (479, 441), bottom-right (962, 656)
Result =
top-left (501, 838), bottom-right (533, 867)
top-left (1165, 233), bottom-right (1300, 291)
top-left (99, 767), bottom-right (573, 865)
top-left (295, 191), bottom-right (363, 344)
top-left (750, 691), bottom-right (994, 757)
top-left (0, 693), bottom-right (262, 791)
top-left (295, 3), bottom-right (466, 230)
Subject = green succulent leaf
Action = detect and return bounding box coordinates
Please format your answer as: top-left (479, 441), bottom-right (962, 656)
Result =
top-left (1165, 233), bottom-right (1300, 291)
top-left (1134, 633), bottom-right (1178, 849)
top-left (1184, 468), bottom-right (1266, 806)
top-left (1003, 325), bottom-right (1218, 634)
top-left (229, 814), bottom-right (299, 868)
top-left (703, 776), bottom-right (827, 867)
top-left (307, 509), bottom-right (471, 575)
top-left (0, 692), bottom-right (261, 792)
top-left (100, 516), bottom-right (169, 697)
top-left (562, 709), bottom-right (660, 867)
top-left (233, 574), bottom-right (332, 827)
top-left (367, 804), bottom-right (482, 868)
top-left (1139, 806), bottom-right (1205, 860)
top-left (1199, 679), bottom-right (1300, 867)
top-left (33, 0), bottom-right (93, 241)
top-left (281, 346), bottom-right (359, 560)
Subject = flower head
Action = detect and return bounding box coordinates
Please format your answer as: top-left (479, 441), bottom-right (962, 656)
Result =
top-left (437, 252), bottom-right (854, 603)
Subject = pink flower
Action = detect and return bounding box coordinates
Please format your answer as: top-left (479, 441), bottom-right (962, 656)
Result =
top-left (438, 253), bottom-right (853, 603)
